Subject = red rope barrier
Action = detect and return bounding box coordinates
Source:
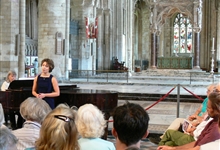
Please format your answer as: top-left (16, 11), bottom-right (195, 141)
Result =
top-left (145, 86), bottom-right (176, 111)
top-left (181, 85), bottom-right (204, 101)
top-left (108, 86), bottom-right (177, 122)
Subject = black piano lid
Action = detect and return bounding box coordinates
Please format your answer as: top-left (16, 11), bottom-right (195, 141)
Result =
top-left (8, 80), bottom-right (33, 89)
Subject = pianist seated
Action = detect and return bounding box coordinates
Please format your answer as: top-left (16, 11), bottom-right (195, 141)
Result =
top-left (1, 70), bottom-right (16, 91)
top-left (12, 97), bottom-right (51, 150)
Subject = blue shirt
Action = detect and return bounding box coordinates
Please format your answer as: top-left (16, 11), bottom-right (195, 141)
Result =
top-left (78, 137), bottom-right (115, 150)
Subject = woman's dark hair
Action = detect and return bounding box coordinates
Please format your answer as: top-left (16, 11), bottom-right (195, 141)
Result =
top-left (41, 58), bottom-right (54, 73)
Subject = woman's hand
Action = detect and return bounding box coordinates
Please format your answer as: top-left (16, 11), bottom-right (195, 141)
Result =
top-left (37, 93), bottom-right (46, 99)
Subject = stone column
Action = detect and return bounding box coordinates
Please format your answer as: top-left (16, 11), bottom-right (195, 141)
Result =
top-left (31, 0), bottom-right (38, 40)
top-left (64, 0), bottom-right (70, 79)
top-left (18, 0), bottom-right (26, 78)
top-left (38, 0), bottom-right (66, 79)
top-left (104, 9), bottom-right (110, 69)
top-left (96, 8), bottom-right (103, 70)
top-left (150, 3), bottom-right (157, 69)
top-left (127, 1), bottom-right (133, 72)
top-left (151, 33), bottom-right (156, 69)
top-left (193, 32), bottom-right (200, 69)
top-left (192, 0), bottom-right (202, 69)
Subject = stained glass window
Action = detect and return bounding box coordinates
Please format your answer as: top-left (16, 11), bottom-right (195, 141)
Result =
top-left (173, 13), bottom-right (192, 54)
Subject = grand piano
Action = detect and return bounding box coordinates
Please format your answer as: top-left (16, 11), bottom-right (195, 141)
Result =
top-left (0, 80), bottom-right (118, 138)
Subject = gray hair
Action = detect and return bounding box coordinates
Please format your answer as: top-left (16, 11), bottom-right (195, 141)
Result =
top-left (6, 70), bottom-right (16, 82)
top-left (76, 104), bottom-right (106, 138)
top-left (20, 97), bottom-right (52, 123)
top-left (0, 127), bottom-right (18, 150)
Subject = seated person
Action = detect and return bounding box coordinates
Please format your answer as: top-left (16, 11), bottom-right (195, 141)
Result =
top-left (157, 90), bottom-right (220, 150)
top-left (12, 97), bottom-right (51, 150)
top-left (0, 127), bottom-right (18, 150)
top-left (75, 104), bottom-right (115, 150)
top-left (1, 70), bottom-right (16, 91)
top-left (160, 83), bottom-right (215, 138)
top-left (158, 116), bottom-right (213, 146)
top-left (33, 104), bottom-right (79, 150)
top-left (112, 102), bottom-right (150, 150)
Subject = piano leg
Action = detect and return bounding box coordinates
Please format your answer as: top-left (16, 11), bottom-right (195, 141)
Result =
top-left (7, 110), bottom-right (24, 129)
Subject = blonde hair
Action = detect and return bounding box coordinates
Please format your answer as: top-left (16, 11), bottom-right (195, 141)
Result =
top-left (76, 104), bottom-right (106, 138)
top-left (6, 70), bottom-right (16, 82)
top-left (36, 104), bottom-right (79, 150)
top-left (20, 97), bottom-right (52, 123)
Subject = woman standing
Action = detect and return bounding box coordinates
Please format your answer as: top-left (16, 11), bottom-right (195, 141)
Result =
top-left (32, 58), bottom-right (60, 109)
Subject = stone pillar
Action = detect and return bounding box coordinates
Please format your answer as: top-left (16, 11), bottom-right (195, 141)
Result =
top-left (31, 0), bottom-right (38, 40)
top-left (18, 0), bottom-right (26, 78)
top-left (127, 1), bottom-right (133, 72)
top-left (38, 0), bottom-right (66, 79)
top-left (96, 8), bottom-right (103, 70)
top-left (104, 9), bottom-right (110, 69)
top-left (193, 32), bottom-right (200, 69)
top-left (151, 33), bottom-right (156, 69)
top-left (192, 0), bottom-right (202, 69)
top-left (65, 0), bottom-right (70, 79)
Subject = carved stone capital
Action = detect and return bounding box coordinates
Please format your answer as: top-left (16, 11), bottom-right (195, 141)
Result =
top-left (104, 9), bottom-right (111, 16)
top-left (96, 8), bottom-right (103, 17)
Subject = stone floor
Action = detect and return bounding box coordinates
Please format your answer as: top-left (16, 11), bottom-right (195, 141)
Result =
top-left (67, 72), bottom-right (217, 149)
top-left (71, 82), bottom-right (202, 150)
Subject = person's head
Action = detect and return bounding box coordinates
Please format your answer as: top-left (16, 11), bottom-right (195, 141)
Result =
top-left (206, 83), bottom-right (215, 96)
top-left (0, 127), bottom-right (18, 150)
top-left (36, 104), bottom-right (79, 150)
top-left (41, 58), bottom-right (54, 73)
top-left (208, 90), bottom-right (220, 117)
top-left (76, 104), bottom-right (106, 138)
top-left (112, 102), bottom-right (150, 147)
top-left (6, 70), bottom-right (16, 83)
top-left (20, 97), bottom-right (52, 123)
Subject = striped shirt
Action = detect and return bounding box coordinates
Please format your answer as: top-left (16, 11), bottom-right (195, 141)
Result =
top-left (12, 121), bottom-right (41, 150)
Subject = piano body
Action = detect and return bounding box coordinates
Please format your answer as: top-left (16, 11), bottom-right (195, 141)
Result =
top-left (0, 80), bottom-right (118, 138)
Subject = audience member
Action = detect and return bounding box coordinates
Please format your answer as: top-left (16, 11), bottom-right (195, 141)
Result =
top-left (0, 127), bottom-right (18, 150)
top-left (157, 89), bottom-right (220, 150)
top-left (76, 103), bottom-right (115, 150)
top-left (12, 97), bottom-right (51, 150)
top-left (35, 104), bottom-right (79, 150)
top-left (1, 70), bottom-right (16, 91)
top-left (158, 115), bottom-right (213, 146)
top-left (112, 102), bottom-right (150, 150)
top-left (32, 58), bottom-right (60, 109)
top-left (160, 83), bottom-right (215, 139)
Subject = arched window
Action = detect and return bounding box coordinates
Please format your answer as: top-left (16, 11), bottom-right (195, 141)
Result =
top-left (173, 13), bottom-right (192, 54)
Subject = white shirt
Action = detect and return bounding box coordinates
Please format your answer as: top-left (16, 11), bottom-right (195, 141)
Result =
top-left (193, 117), bottom-right (213, 141)
top-left (200, 139), bottom-right (220, 150)
top-left (12, 121), bottom-right (41, 150)
top-left (1, 81), bottom-right (10, 91)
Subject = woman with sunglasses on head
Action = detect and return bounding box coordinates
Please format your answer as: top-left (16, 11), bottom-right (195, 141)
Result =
top-left (32, 58), bottom-right (60, 109)
top-left (26, 104), bottom-right (79, 150)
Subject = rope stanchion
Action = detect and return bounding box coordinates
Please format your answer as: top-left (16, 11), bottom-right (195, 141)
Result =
top-left (145, 85), bottom-right (176, 111)
top-left (181, 85), bottom-right (204, 101)
top-left (108, 86), bottom-right (177, 123)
